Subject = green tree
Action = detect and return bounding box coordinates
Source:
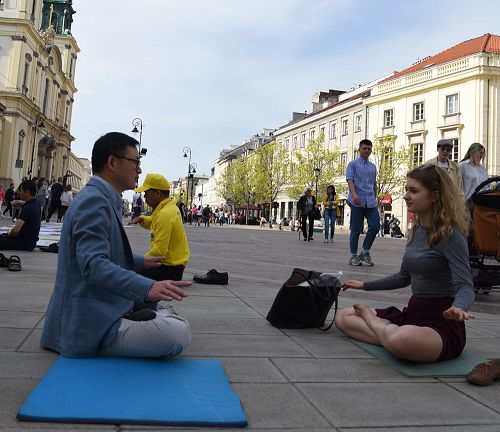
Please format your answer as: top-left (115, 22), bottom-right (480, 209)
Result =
top-left (253, 141), bottom-right (290, 221)
top-left (216, 162), bottom-right (238, 208)
top-left (232, 156), bottom-right (257, 223)
top-left (371, 134), bottom-right (412, 201)
top-left (286, 133), bottom-right (343, 201)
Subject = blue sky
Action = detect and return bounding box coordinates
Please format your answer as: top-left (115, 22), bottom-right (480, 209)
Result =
top-left (69, 0), bottom-right (500, 195)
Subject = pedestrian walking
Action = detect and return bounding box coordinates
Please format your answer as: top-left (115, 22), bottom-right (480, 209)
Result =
top-left (346, 139), bottom-right (379, 266)
top-left (424, 139), bottom-right (463, 196)
top-left (297, 187), bottom-right (317, 241)
top-left (46, 177), bottom-right (64, 222)
top-left (322, 184), bottom-right (337, 243)
top-left (58, 184), bottom-right (73, 222)
top-left (2, 183), bottom-right (15, 218)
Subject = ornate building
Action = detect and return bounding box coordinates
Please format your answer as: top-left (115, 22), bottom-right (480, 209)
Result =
top-left (0, 0), bottom-right (79, 187)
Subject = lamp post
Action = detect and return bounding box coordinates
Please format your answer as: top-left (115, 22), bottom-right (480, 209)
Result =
top-left (182, 147), bottom-right (192, 208)
top-left (314, 166), bottom-right (321, 198)
top-left (131, 118), bottom-right (147, 156)
top-left (188, 163), bottom-right (197, 208)
top-left (28, 119), bottom-right (45, 179)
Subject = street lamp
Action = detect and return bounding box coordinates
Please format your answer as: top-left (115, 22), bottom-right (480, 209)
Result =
top-left (182, 147), bottom-right (192, 208)
top-left (28, 119), bottom-right (45, 179)
top-left (314, 167), bottom-right (321, 197)
top-left (131, 118), bottom-right (147, 156)
top-left (188, 163), bottom-right (197, 208)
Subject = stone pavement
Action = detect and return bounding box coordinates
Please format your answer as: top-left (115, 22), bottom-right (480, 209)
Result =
top-left (1, 219), bottom-right (500, 431)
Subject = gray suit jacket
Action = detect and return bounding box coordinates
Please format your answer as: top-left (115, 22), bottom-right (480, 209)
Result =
top-left (41, 177), bottom-right (153, 357)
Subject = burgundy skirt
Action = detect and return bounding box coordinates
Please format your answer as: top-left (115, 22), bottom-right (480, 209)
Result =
top-left (375, 296), bottom-right (466, 361)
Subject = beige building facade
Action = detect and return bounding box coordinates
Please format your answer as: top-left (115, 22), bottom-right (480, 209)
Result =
top-left (0, 0), bottom-right (79, 188)
top-left (365, 33), bottom-right (500, 230)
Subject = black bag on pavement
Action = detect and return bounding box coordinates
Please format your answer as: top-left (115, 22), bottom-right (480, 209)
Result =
top-left (266, 268), bottom-right (341, 330)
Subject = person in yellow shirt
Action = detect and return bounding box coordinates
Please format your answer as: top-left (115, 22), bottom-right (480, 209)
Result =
top-left (321, 184), bottom-right (340, 243)
top-left (130, 174), bottom-right (190, 281)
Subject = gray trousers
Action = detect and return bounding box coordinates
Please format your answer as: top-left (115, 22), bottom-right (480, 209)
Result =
top-left (100, 305), bottom-right (191, 358)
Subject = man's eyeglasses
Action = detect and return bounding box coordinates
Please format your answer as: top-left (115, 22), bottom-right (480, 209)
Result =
top-left (113, 155), bottom-right (141, 169)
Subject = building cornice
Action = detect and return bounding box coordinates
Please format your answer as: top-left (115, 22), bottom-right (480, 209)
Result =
top-left (365, 53), bottom-right (500, 105)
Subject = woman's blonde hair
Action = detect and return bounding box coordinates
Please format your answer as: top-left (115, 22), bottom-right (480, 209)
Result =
top-left (406, 164), bottom-right (469, 246)
top-left (461, 142), bottom-right (485, 162)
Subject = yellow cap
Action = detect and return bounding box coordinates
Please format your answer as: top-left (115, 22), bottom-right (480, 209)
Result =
top-left (135, 174), bottom-right (170, 192)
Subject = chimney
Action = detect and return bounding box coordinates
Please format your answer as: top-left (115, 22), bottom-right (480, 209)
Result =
top-left (311, 89), bottom-right (345, 113)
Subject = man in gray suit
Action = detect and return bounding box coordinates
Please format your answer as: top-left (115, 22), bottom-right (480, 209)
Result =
top-left (41, 132), bottom-right (191, 358)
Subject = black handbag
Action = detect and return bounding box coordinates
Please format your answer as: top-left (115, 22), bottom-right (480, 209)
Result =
top-left (312, 208), bottom-right (322, 220)
top-left (266, 268), bottom-right (341, 330)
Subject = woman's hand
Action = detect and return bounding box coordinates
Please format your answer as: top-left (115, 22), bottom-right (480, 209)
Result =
top-left (129, 216), bottom-right (144, 225)
top-left (342, 280), bottom-right (364, 291)
top-left (443, 307), bottom-right (474, 321)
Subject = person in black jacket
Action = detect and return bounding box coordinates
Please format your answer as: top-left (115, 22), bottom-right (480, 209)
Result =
top-left (2, 183), bottom-right (15, 218)
top-left (297, 187), bottom-right (317, 241)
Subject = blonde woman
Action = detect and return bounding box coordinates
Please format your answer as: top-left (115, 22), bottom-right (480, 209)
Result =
top-left (459, 143), bottom-right (488, 202)
top-left (336, 164), bottom-right (474, 363)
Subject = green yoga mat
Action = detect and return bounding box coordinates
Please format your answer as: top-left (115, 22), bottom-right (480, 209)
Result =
top-left (351, 339), bottom-right (486, 377)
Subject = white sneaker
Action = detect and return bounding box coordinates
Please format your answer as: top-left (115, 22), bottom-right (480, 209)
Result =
top-left (324, 239), bottom-right (329, 243)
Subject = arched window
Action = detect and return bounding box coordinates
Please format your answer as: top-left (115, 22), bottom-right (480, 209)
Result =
top-left (17, 130), bottom-right (26, 162)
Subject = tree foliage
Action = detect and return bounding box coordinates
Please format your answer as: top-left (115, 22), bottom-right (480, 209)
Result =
top-left (253, 141), bottom-right (290, 206)
top-left (286, 133), bottom-right (343, 200)
top-left (371, 134), bottom-right (412, 200)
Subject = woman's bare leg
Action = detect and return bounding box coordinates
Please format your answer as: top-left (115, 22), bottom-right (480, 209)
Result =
top-left (353, 304), bottom-right (443, 362)
top-left (335, 306), bottom-right (389, 345)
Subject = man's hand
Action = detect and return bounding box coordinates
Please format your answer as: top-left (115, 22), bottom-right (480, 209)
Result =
top-left (11, 200), bottom-right (25, 207)
top-left (443, 307), bottom-right (474, 321)
top-left (147, 280), bottom-right (191, 302)
top-left (353, 194), bottom-right (361, 205)
top-left (129, 216), bottom-right (144, 225)
top-left (143, 255), bottom-right (164, 269)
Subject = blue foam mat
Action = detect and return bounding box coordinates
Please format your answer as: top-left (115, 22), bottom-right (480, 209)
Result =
top-left (18, 357), bottom-right (247, 427)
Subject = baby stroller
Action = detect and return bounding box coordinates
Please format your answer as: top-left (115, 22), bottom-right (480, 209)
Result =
top-left (469, 176), bottom-right (500, 293)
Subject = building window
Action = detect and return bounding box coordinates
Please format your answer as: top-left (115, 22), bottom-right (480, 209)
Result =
top-left (342, 118), bottom-right (348, 136)
top-left (446, 94), bottom-right (458, 114)
top-left (411, 143), bottom-right (423, 166)
top-left (301, 132), bottom-right (306, 147)
top-left (319, 124), bottom-right (325, 137)
top-left (330, 122), bottom-right (336, 139)
top-left (310, 129), bottom-right (315, 141)
top-left (293, 135), bottom-right (298, 149)
top-left (340, 152), bottom-right (347, 169)
top-left (285, 138), bottom-right (290, 151)
top-left (17, 132), bottom-right (25, 161)
top-left (413, 102), bottom-right (424, 121)
top-left (384, 109), bottom-right (394, 127)
top-left (354, 114), bottom-right (362, 132)
top-left (450, 139), bottom-right (459, 162)
top-left (42, 78), bottom-right (50, 114)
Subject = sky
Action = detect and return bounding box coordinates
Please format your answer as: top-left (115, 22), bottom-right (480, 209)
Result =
top-left (68, 0), bottom-right (500, 199)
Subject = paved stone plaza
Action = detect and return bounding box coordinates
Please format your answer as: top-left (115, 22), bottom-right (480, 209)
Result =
top-left (1, 220), bottom-right (500, 431)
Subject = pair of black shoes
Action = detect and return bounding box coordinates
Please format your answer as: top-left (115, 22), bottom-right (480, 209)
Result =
top-left (0, 253), bottom-right (21, 271)
top-left (193, 269), bottom-right (228, 285)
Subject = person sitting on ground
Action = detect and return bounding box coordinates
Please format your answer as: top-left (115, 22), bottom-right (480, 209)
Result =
top-left (0, 180), bottom-right (40, 251)
top-left (129, 174), bottom-right (190, 281)
top-left (335, 164), bottom-right (475, 363)
top-left (41, 132), bottom-right (191, 358)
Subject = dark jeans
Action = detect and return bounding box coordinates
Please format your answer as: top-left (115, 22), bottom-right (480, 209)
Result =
top-left (348, 204), bottom-right (379, 255)
top-left (2, 202), bottom-right (12, 217)
top-left (0, 236), bottom-right (32, 251)
top-left (301, 214), bottom-right (314, 239)
top-left (139, 264), bottom-right (185, 281)
top-left (58, 205), bottom-right (69, 221)
top-left (46, 200), bottom-right (61, 221)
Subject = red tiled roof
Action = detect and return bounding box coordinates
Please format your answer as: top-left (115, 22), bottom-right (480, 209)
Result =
top-left (381, 33), bottom-right (500, 83)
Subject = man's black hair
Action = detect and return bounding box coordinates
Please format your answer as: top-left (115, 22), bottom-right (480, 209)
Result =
top-left (91, 132), bottom-right (139, 174)
top-left (359, 139), bottom-right (373, 147)
top-left (20, 179), bottom-right (36, 196)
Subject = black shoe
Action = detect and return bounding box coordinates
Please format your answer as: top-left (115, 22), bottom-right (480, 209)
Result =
top-left (303, 237), bottom-right (307, 241)
top-left (39, 242), bottom-right (59, 253)
top-left (193, 269), bottom-right (228, 285)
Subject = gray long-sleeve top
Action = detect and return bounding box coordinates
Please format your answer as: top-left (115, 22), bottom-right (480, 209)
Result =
top-left (364, 226), bottom-right (475, 311)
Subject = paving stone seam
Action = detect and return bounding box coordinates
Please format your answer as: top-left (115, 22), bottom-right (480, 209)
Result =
top-left (438, 379), bottom-right (500, 415)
